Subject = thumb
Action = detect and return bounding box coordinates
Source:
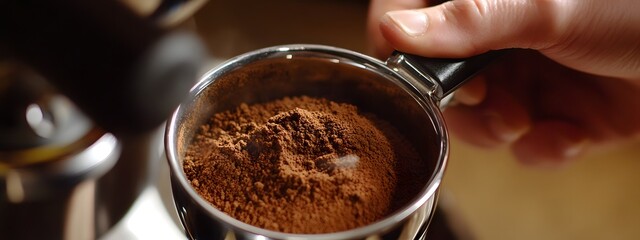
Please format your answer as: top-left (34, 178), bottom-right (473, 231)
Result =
top-left (379, 0), bottom-right (571, 58)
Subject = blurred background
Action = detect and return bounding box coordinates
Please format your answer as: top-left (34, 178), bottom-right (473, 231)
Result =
top-left (186, 0), bottom-right (640, 239)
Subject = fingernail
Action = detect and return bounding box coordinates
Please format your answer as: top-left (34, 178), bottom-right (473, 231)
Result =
top-left (484, 112), bottom-right (528, 142)
top-left (385, 10), bottom-right (429, 37)
top-left (561, 137), bottom-right (588, 158)
top-left (454, 90), bottom-right (482, 106)
top-left (531, 138), bottom-right (588, 169)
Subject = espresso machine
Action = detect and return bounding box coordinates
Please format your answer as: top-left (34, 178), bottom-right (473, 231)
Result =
top-left (0, 0), bottom-right (208, 239)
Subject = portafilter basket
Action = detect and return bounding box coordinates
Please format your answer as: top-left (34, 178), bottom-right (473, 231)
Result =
top-left (165, 44), bottom-right (503, 240)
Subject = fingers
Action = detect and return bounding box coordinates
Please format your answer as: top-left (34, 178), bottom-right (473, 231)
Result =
top-left (453, 74), bottom-right (486, 105)
top-left (367, 0), bottom-right (427, 58)
top-left (447, 84), bottom-right (591, 167)
top-left (444, 85), bottom-right (530, 147)
top-left (379, 0), bottom-right (573, 58)
top-left (512, 121), bottom-right (589, 167)
top-left (534, 69), bottom-right (617, 142)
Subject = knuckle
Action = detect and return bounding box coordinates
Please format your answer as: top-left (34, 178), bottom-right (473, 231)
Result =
top-left (446, 0), bottom-right (490, 22)
top-left (530, 0), bottom-right (575, 49)
top-left (442, 0), bottom-right (494, 53)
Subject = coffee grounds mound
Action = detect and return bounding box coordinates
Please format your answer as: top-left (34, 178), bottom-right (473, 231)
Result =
top-left (184, 96), bottom-right (423, 234)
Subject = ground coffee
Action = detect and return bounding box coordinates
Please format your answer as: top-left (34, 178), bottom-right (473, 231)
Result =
top-left (184, 96), bottom-right (424, 234)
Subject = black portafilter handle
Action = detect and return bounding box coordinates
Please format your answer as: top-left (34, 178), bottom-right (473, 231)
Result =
top-left (0, 0), bottom-right (207, 135)
top-left (393, 49), bottom-right (509, 100)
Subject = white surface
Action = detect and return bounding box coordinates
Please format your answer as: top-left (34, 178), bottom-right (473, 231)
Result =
top-left (100, 186), bottom-right (186, 240)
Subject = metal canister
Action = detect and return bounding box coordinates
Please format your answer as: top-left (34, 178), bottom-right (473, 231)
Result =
top-left (165, 45), bottom-right (451, 240)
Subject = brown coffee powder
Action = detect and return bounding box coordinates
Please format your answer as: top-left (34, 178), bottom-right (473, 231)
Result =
top-left (183, 96), bottom-right (424, 234)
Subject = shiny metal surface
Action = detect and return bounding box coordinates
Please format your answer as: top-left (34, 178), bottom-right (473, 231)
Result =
top-left (166, 44), bottom-right (449, 240)
top-left (0, 63), bottom-right (165, 240)
top-left (0, 127), bottom-right (164, 240)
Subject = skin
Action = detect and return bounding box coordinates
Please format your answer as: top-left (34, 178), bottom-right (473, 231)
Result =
top-left (367, 0), bottom-right (640, 166)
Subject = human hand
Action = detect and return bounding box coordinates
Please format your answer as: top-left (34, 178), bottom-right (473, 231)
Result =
top-left (367, 0), bottom-right (640, 166)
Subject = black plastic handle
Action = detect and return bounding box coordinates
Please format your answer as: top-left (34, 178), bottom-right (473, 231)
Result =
top-left (393, 50), bottom-right (509, 99)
